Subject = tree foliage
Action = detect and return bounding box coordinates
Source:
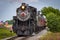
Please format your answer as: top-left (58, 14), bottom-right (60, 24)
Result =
top-left (5, 20), bottom-right (13, 25)
top-left (41, 7), bottom-right (60, 32)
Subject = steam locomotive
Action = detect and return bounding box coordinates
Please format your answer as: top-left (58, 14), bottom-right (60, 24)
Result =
top-left (12, 3), bottom-right (46, 36)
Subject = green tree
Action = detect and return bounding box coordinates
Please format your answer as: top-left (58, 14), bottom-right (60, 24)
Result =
top-left (41, 7), bottom-right (60, 32)
top-left (5, 20), bottom-right (13, 25)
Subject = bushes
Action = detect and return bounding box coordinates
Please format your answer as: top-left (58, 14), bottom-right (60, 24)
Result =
top-left (46, 13), bottom-right (60, 32)
top-left (41, 7), bottom-right (60, 32)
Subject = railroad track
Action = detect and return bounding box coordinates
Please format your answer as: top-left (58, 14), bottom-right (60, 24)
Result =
top-left (2, 29), bottom-right (48, 40)
top-left (6, 36), bottom-right (32, 40)
top-left (7, 36), bottom-right (18, 40)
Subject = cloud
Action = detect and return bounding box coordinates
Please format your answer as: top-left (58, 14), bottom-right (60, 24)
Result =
top-left (28, 0), bottom-right (39, 2)
top-left (0, 0), bottom-right (39, 3)
top-left (11, 0), bottom-right (39, 2)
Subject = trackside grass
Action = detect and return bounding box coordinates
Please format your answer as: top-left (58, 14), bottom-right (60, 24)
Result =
top-left (40, 32), bottom-right (60, 40)
top-left (0, 28), bottom-right (16, 39)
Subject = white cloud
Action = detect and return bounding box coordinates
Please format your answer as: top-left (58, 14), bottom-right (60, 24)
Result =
top-left (9, 0), bottom-right (39, 3)
top-left (29, 0), bottom-right (39, 2)
top-left (0, 0), bottom-right (39, 3)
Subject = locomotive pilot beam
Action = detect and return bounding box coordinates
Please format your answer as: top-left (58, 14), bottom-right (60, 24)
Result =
top-left (12, 3), bottom-right (47, 36)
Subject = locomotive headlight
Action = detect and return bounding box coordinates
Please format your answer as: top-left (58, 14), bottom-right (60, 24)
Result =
top-left (21, 6), bottom-right (25, 9)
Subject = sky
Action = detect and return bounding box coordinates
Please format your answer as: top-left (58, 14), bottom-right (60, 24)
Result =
top-left (0, 0), bottom-right (60, 21)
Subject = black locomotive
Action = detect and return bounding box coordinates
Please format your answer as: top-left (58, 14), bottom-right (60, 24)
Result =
top-left (12, 3), bottom-right (46, 36)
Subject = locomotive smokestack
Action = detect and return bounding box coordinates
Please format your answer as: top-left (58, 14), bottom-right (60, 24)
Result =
top-left (22, 3), bottom-right (26, 5)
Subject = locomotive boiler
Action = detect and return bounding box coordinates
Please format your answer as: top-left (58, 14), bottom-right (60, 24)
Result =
top-left (12, 3), bottom-right (46, 36)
